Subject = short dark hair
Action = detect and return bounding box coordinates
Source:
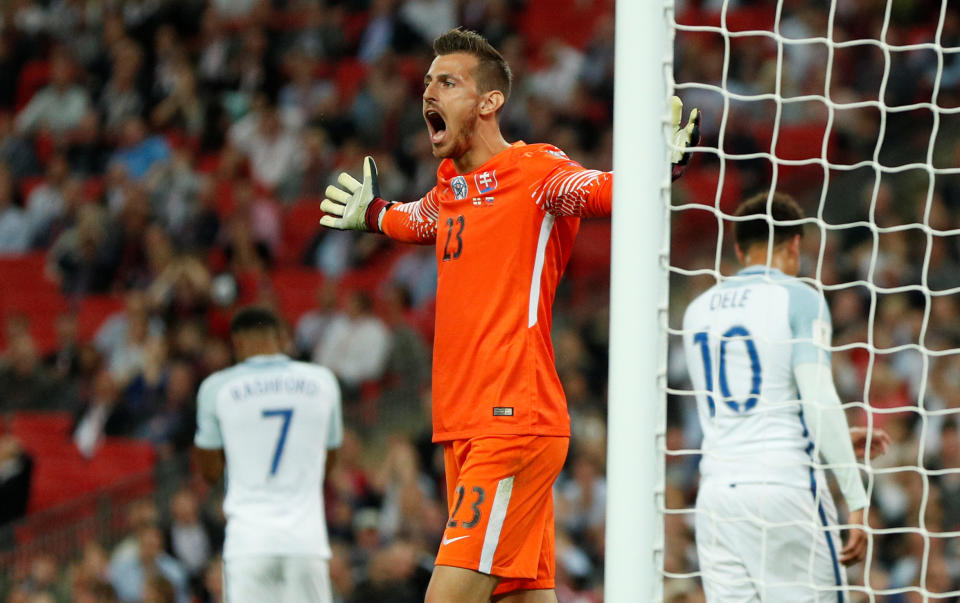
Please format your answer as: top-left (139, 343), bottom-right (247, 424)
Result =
top-left (733, 192), bottom-right (805, 251)
top-left (230, 306), bottom-right (281, 335)
top-left (434, 28), bottom-right (512, 105)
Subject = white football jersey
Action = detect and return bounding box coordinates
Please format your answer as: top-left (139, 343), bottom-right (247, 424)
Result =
top-left (682, 266), bottom-right (833, 488)
top-left (194, 354), bottom-right (343, 560)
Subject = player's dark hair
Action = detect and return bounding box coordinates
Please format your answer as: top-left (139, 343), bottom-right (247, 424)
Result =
top-left (733, 192), bottom-right (805, 252)
top-left (434, 28), bottom-right (512, 106)
top-left (230, 306), bottom-right (281, 335)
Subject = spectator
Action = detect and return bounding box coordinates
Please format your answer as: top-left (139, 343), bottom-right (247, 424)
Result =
top-left (528, 39), bottom-right (585, 106)
top-left (94, 289), bottom-right (165, 382)
top-left (313, 290), bottom-right (391, 391)
top-left (399, 0), bottom-right (457, 43)
top-left (47, 204), bottom-right (113, 294)
top-left (278, 50), bottom-right (336, 124)
top-left (73, 368), bottom-right (133, 456)
top-left (140, 361), bottom-right (197, 455)
top-left (0, 334), bottom-right (68, 412)
top-left (67, 109), bottom-right (111, 176)
top-left (69, 541), bottom-right (118, 603)
top-left (293, 280), bottom-right (339, 359)
top-left (195, 8), bottom-right (231, 90)
top-left (15, 49), bottom-right (90, 135)
top-left (147, 254), bottom-right (212, 328)
top-left (150, 61), bottom-right (206, 137)
top-left (231, 178), bottom-right (281, 254)
top-left (0, 435), bottom-right (33, 526)
top-left (99, 39), bottom-right (146, 136)
top-left (227, 94), bottom-right (303, 194)
top-left (44, 312), bottom-right (83, 382)
top-left (108, 523), bottom-right (189, 603)
top-left (109, 116), bottom-right (172, 182)
top-left (163, 488), bottom-right (218, 585)
top-left (387, 246), bottom-right (437, 308)
top-left (23, 153), bottom-right (73, 245)
top-left (148, 148), bottom-right (202, 238)
top-left (0, 161), bottom-right (29, 254)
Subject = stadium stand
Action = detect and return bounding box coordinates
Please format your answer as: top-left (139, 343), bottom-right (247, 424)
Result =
top-left (0, 0), bottom-right (956, 601)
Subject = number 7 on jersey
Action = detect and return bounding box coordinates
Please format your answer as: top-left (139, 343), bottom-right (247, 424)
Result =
top-left (262, 408), bottom-right (294, 476)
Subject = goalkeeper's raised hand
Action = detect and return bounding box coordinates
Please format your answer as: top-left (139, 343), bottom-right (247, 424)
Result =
top-left (320, 156), bottom-right (394, 233)
top-left (671, 96), bottom-right (701, 181)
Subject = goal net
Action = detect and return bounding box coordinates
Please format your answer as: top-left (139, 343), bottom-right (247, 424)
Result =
top-left (661, 1), bottom-right (960, 601)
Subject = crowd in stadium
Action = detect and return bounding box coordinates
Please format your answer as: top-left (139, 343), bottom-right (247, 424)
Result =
top-left (0, 0), bottom-right (956, 601)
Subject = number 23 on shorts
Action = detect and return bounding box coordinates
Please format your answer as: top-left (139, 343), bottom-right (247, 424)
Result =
top-left (447, 484), bottom-right (486, 529)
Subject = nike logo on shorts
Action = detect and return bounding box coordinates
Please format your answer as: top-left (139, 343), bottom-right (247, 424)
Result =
top-left (441, 535), bottom-right (470, 546)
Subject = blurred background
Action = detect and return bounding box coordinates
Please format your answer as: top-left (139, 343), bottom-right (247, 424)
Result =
top-left (0, 0), bottom-right (955, 602)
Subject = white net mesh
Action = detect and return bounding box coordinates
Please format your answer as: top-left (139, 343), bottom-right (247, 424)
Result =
top-left (663, 1), bottom-right (960, 600)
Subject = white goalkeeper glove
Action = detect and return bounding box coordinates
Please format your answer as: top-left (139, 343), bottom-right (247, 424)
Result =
top-left (319, 156), bottom-right (393, 232)
top-left (671, 96), bottom-right (701, 181)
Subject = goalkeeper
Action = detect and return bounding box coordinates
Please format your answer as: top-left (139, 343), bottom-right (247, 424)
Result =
top-left (320, 27), bottom-right (699, 603)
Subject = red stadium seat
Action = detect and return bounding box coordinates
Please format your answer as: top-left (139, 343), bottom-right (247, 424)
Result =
top-left (341, 11), bottom-right (370, 47)
top-left (271, 267), bottom-right (324, 324)
top-left (674, 163), bottom-right (744, 214)
top-left (277, 198), bottom-right (325, 265)
top-left (10, 411), bottom-right (156, 514)
top-left (753, 122), bottom-right (834, 185)
top-left (196, 152), bottom-right (220, 173)
top-left (15, 60), bottom-right (50, 112)
top-left (675, 6), bottom-right (777, 32)
top-left (0, 254), bottom-right (65, 354)
top-left (335, 59), bottom-right (369, 105)
top-left (83, 177), bottom-right (104, 203)
top-left (520, 0), bottom-right (613, 52)
top-left (19, 176), bottom-right (44, 202)
top-left (76, 295), bottom-right (125, 342)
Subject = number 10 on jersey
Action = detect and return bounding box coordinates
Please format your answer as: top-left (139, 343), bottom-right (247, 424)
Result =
top-left (693, 326), bottom-right (762, 416)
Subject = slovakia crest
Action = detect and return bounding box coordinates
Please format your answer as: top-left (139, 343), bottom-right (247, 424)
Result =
top-left (475, 170), bottom-right (497, 194)
top-left (451, 176), bottom-right (468, 200)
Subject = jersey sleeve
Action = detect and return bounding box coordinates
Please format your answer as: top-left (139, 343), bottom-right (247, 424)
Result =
top-left (380, 187), bottom-right (440, 244)
top-left (194, 375), bottom-right (223, 449)
top-left (534, 151), bottom-right (613, 218)
top-left (323, 369), bottom-right (344, 450)
top-left (788, 283), bottom-right (833, 368)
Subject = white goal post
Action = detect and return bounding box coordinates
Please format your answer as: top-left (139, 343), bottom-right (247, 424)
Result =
top-left (608, 0), bottom-right (960, 601)
top-left (606, 0), bottom-right (672, 601)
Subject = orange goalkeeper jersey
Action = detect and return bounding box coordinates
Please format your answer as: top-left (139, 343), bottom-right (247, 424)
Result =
top-left (382, 142), bottom-right (612, 442)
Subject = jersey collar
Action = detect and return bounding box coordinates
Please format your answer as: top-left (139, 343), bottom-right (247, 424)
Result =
top-left (738, 265), bottom-right (786, 277)
top-left (242, 354), bottom-right (289, 364)
top-left (436, 141), bottom-right (526, 183)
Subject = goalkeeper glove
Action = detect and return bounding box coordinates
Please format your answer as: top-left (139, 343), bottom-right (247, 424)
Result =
top-left (671, 96), bottom-right (701, 181)
top-left (320, 156), bottom-right (394, 233)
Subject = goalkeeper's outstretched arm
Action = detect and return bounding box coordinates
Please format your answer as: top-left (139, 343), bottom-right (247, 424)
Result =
top-left (319, 99), bottom-right (701, 233)
top-left (319, 156), bottom-right (438, 244)
top-left (537, 96), bottom-right (700, 219)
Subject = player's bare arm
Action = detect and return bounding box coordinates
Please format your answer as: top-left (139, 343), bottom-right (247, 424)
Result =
top-left (194, 446), bottom-right (225, 486)
top-left (841, 427), bottom-right (889, 565)
top-left (841, 508), bottom-right (869, 566)
top-left (850, 426), bottom-right (891, 460)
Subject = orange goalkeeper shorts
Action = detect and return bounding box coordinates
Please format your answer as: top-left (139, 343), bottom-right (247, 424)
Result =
top-left (435, 434), bottom-right (569, 595)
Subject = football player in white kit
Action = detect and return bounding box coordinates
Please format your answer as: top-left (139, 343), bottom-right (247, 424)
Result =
top-left (682, 193), bottom-right (883, 602)
top-left (194, 307), bottom-right (342, 603)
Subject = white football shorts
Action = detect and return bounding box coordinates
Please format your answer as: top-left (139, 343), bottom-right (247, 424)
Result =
top-left (223, 555), bottom-right (332, 603)
top-left (695, 478), bottom-right (849, 603)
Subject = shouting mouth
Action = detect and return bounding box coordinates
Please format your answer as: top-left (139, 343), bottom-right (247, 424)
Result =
top-left (425, 109), bottom-right (447, 145)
